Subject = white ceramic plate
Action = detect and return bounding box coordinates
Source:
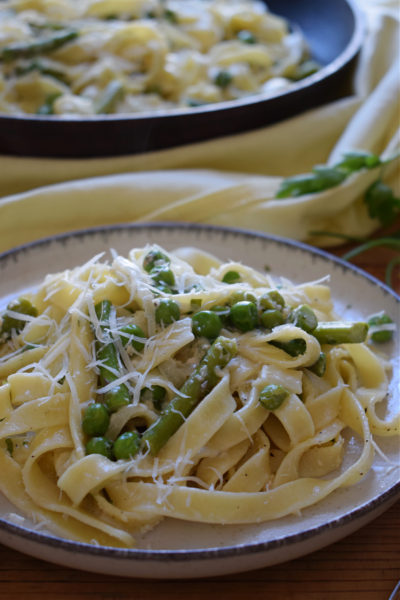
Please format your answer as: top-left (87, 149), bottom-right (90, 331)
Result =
top-left (0, 223), bottom-right (399, 579)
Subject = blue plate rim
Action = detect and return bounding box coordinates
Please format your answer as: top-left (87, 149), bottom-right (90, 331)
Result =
top-left (0, 221), bottom-right (398, 301)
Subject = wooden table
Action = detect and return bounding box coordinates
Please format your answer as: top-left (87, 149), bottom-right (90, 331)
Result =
top-left (1, 233), bottom-right (399, 600)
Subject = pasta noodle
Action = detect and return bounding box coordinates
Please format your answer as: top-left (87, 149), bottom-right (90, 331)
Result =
top-left (0, 244), bottom-right (398, 547)
top-left (0, 0), bottom-right (317, 115)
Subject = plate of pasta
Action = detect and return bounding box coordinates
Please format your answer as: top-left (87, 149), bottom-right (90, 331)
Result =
top-left (0, 223), bottom-right (398, 578)
top-left (0, 0), bottom-right (363, 157)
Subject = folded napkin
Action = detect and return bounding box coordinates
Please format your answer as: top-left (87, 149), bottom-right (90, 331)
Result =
top-left (0, 0), bottom-right (398, 254)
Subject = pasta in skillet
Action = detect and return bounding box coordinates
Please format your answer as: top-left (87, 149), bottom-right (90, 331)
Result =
top-left (0, 0), bottom-right (318, 115)
top-left (0, 245), bottom-right (398, 547)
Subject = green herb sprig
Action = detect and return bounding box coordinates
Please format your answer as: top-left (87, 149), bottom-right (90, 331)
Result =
top-left (277, 150), bottom-right (400, 288)
top-left (364, 180), bottom-right (400, 227)
top-left (308, 228), bottom-right (400, 288)
top-left (341, 231), bottom-right (400, 289)
top-left (276, 150), bottom-right (400, 228)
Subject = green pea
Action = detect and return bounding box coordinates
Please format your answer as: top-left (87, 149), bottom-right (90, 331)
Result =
top-left (104, 385), bottom-right (130, 413)
top-left (85, 436), bottom-right (113, 459)
top-left (290, 304), bottom-right (318, 333)
top-left (229, 301), bottom-right (258, 332)
top-left (119, 323), bottom-right (146, 352)
top-left (259, 290), bottom-right (285, 311)
top-left (164, 8), bottom-right (178, 23)
top-left (270, 338), bottom-right (307, 357)
top-left (1, 298), bottom-right (38, 335)
top-left (154, 282), bottom-right (174, 295)
top-left (143, 249), bottom-right (170, 272)
top-left (150, 264), bottom-right (175, 287)
top-left (237, 30), bottom-right (257, 44)
top-left (259, 384), bottom-right (289, 410)
top-left (155, 299), bottom-right (180, 325)
top-left (113, 431), bottom-right (140, 460)
top-left (229, 290), bottom-right (257, 305)
top-left (192, 310), bottom-right (222, 339)
top-left (215, 70), bottom-right (233, 88)
top-left (308, 352), bottom-right (327, 377)
top-left (367, 313), bottom-right (394, 343)
top-left (291, 59), bottom-right (320, 81)
top-left (222, 270), bottom-right (241, 284)
top-left (260, 309), bottom-right (285, 330)
top-left (82, 403), bottom-right (110, 436)
top-left (211, 304), bottom-right (230, 319)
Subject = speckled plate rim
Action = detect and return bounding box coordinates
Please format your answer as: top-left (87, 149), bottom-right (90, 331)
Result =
top-left (0, 0), bottom-right (364, 124)
top-left (0, 222), bottom-right (398, 569)
top-left (0, 475), bottom-right (399, 564)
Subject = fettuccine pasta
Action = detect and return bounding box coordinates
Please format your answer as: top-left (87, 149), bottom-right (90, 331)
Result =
top-left (0, 245), bottom-right (397, 547)
top-left (0, 0), bottom-right (317, 115)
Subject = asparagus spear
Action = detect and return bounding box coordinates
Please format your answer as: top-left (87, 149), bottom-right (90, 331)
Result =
top-left (0, 30), bottom-right (79, 62)
top-left (142, 336), bottom-right (237, 455)
top-left (313, 321), bottom-right (368, 345)
top-left (367, 312), bottom-right (394, 343)
top-left (94, 80), bottom-right (124, 114)
top-left (308, 352), bottom-right (327, 377)
top-left (36, 92), bottom-right (61, 115)
top-left (270, 321), bottom-right (367, 357)
top-left (16, 59), bottom-right (68, 83)
top-left (95, 300), bottom-right (130, 412)
top-left (1, 298), bottom-right (37, 337)
top-left (269, 338), bottom-right (306, 357)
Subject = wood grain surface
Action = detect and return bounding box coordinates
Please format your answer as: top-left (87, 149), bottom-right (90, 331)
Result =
top-left (0, 228), bottom-right (399, 600)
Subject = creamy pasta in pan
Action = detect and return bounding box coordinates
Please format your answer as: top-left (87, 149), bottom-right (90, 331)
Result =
top-left (0, 0), bottom-right (318, 115)
top-left (0, 245), bottom-right (397, 547)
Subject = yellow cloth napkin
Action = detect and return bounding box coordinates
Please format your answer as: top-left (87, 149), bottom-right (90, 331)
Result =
top-left (0, 0), bottom-right (398, 253)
